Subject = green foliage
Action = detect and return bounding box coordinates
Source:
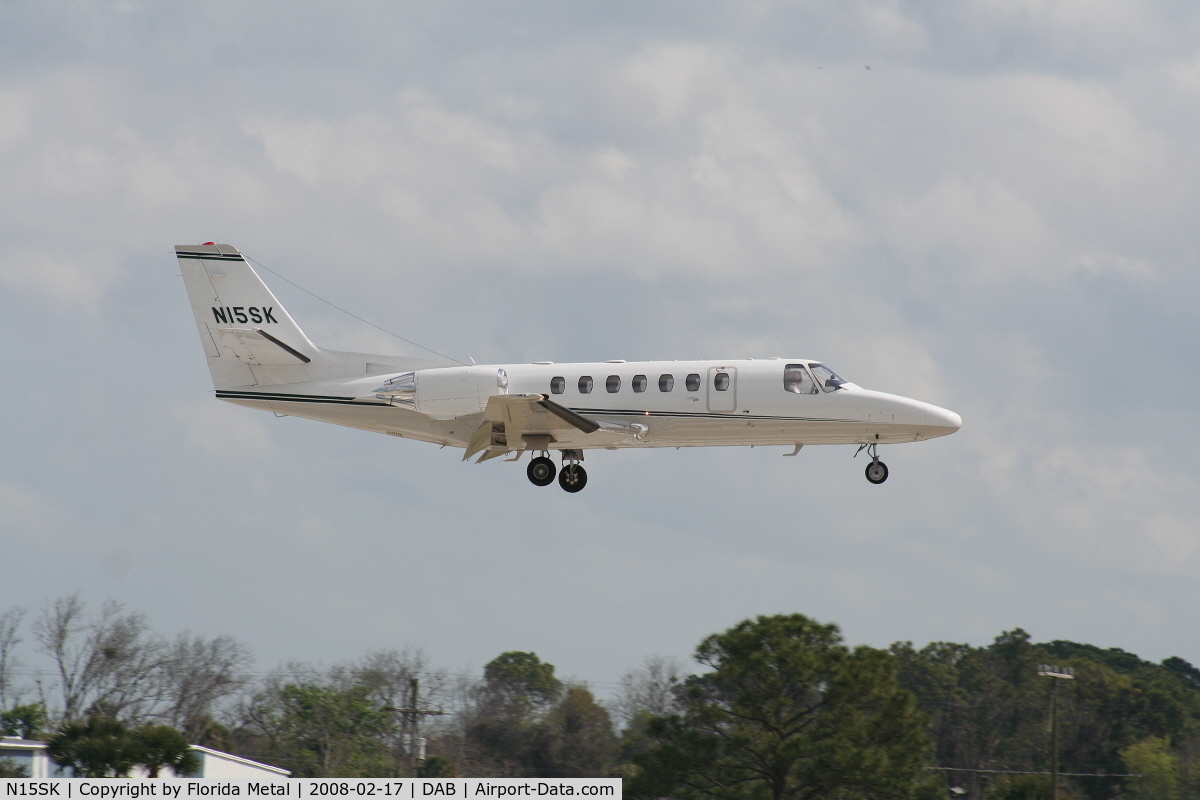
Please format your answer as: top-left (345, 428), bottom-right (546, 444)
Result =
top-left (484, 652), bottom-right (562, 709)
top-left (131, 724), bottom-right (201, 778)
top-left (463, 653), bottom-right (618, 778)
top-left (532, 686), bottom-right (618, 778)
top-left (417, 756), bottom-right (458, 778)
top-left (243, 679), bottom-right (395, 777)
top-left (1121, 736), bottom-right (1182, 800)
top-left (985, 774), bottom-right (1052, 800)
top-left (46, 717), bottom-right (138, 777)
top-left (630, 614), bottom-right (930, 800)
top-left (892, 633), bottom-right (1200, 800)
top-left (0, 703), bottom-right (46, 739)
top-left (46, 718), bottom-right (200, 778)
top-left (0, 759), bottom-right (30, 778)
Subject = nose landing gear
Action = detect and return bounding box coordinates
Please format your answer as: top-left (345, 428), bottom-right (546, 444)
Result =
top-left (857, 443), bottom-right (889, 485)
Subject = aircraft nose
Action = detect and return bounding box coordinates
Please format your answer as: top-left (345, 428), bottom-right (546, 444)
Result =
top-left (926, 403), bottom-right (962, 433)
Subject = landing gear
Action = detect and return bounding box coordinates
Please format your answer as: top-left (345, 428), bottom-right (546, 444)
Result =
top-left (559, 463), bottom-right (588, 493)
top-left (527, 456), bottom-right (556, 487)
top-left (557, 450), bottom-right (587, 492)
top-left (857, 442), bottom-right (889, 484)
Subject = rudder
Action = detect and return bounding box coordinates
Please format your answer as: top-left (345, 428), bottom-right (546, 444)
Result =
top-left (175, 243), bottom-right (321, 389)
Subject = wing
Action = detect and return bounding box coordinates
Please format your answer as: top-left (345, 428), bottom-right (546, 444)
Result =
top-left (463, 394), bottom-right (646, 462)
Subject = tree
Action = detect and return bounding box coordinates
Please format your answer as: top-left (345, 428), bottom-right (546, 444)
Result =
top-left (533, 686), bottom-right (618, 777)
top-left (131, 724), bottom-right (202, 778)
top-left (33, 595), bottom-right (169, 724)
top-left (1121, 736), bottom-right (1182, 800)
top-left (0, 607), bottom-right (25, 711)
top-left (0, 703), bottom-right (46, 739)
top-left (614, 656), bottom-right (685, 731)
top-left (418, 756), bottom-right (458, 777)
top-left (0, 759), bottom-right (29, 778)
top-left (484, 652), bottom-right (562, 710)
top-left (160, 633), bottom-right (252, 742)
top-left (460, 652), bottom-right (564, 776)
top-left (631, 614), bottom-right (931, 800)
top-left (238, 671), bottom-right (395, 777)
top-left (46, 717), bottom-right (138, 777)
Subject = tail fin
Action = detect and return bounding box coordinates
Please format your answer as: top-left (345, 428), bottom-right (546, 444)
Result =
top-left (175, 243), bottom-right (321, 389)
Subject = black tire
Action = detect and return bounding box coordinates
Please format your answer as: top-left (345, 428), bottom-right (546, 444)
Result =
top-left (558, 464), bottom-right (588, 493)
top-left (865, 460), bottom-right (889, 484)
top-left (527, 456), bottom-right (557, 487)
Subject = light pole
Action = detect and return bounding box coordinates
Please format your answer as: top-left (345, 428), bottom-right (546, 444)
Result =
top-left (1037, 665), bottom-right (1075, 800)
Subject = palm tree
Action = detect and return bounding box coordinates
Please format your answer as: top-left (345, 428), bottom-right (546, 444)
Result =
top-left (131, 725), bottom-right (201, 778)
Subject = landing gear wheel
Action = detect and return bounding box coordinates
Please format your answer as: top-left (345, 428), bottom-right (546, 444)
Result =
top-left (865, 460), bottom-right (889, 484)
top-left (558, 464), bottom-right (588, 493)
top-left (527, 456), bottom-right (556, 487)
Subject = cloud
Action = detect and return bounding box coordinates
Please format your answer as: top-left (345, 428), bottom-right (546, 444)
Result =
top-left (0, 479), bottom-right (63, 535)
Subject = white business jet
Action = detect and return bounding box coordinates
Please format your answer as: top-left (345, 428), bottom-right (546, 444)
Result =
top-left (175, 244), bottom-right (961, 492)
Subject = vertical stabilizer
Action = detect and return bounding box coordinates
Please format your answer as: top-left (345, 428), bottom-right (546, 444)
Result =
top-left (175, 244), bottom-right (320, 389)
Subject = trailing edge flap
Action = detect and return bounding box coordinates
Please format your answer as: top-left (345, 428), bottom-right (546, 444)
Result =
top-left (463, 394), bottom-right (647, 461)
top-left (216, 328), bottom-right (313, 366)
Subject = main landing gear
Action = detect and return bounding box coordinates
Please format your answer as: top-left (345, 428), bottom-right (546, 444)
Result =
top-left (527, 456), bottom-right (556, 487)
top-left (857, 443), bottom-right (889, 485)
top-left (526, 451), bottom-right (588, 492)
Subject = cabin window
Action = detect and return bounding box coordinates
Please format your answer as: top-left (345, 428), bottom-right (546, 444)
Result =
top-left (714, 372), bottom-right (730, 391)
top-left (686, 373), bottom-right (701, 391)
top-left (607, 375), bottom-right (621, 393)
top-left (550, 376), bottom-right (565, 394)
top-left (784, 364), bottom-right (816, 394)
top-left (579, 376), bottom-right (593, 394)
top-left (632, 374), bottom-right (648, 393)
top-left (809, 363), bottom-right (848, 392)
top-left (659, 374), bottom-right (674, 392)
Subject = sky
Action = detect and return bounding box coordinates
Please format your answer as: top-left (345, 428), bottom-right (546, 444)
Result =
top-left (3, 1), bottom-right (1200, 698)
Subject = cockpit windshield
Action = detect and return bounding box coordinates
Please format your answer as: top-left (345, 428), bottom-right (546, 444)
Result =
top-left (809, 363), bottom-right (848, 392)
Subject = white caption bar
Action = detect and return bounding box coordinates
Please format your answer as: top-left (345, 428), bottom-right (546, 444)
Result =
top-left (0, 780), bottom-right (621, 799)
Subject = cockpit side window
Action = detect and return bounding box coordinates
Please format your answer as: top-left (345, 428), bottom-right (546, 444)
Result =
top-left (809, 363), bottom-right (847, 392)
top-left (784, 364), bottom-right (816, 394)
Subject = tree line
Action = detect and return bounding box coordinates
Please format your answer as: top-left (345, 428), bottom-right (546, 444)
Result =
top-left (1, 595), bottom-right (1198, 799)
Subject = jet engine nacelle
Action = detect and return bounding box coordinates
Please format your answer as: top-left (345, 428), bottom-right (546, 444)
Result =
top-left (374, 366), bottom-right (508, 419)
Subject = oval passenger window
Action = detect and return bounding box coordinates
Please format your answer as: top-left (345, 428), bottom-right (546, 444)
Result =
top-left (550, 376), bottom-right (565, 394)
top-left (607, 375), bottom-right (621, 393)
top-left (714, 373), bottom-right (729, 391)
top-left (578, 376), bottom-right (593, 394)
top-left (659, 374), bottom-right (674, 392)
top-left (632, 375), bottom-right (647, 393)
top-left (686, 373), bottom-right (701, 391)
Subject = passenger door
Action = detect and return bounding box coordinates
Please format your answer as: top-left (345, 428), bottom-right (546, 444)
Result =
top-left (707, 367), bottom-right (737, 412)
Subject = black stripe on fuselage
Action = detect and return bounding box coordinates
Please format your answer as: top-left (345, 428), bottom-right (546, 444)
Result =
top-left (216, 391), bottom-right (860, 422)
top-left (216, 390), bottom-right (383, 407)
top-left (177, 252), bottom-right (245, 261)
top-left (572, 408), bottom-right (861, 424)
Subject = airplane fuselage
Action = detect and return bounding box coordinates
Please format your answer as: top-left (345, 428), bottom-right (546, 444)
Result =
top-left (216, 358), bottom-right (961, 452)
